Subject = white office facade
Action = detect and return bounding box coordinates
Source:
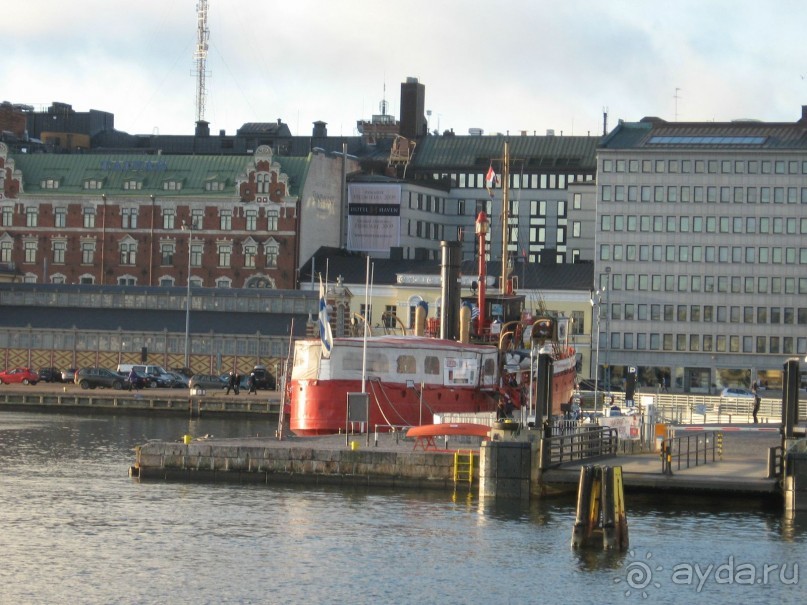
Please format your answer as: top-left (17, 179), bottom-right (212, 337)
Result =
top-left (595, 114), bottom-right (807, 392)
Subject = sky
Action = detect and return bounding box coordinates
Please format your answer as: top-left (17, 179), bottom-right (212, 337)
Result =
top-left (7, 1), bottom-right (807, 138)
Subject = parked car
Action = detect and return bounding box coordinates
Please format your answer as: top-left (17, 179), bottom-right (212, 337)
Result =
top-left (250, 365), bottom-right (276, 390)
top-left (116, 364), bottom-right (174, 387)
top-left (720, 387), bottom-right (755, 399)
top-left (189, 374), bottom-right (227, 392)
top-left (62, 368), bottom-right (77, 382)
top-left (0, 367), bottom-right (39, 385)
top-left (120, 370), bottom-right (149, 390)
top-left (164, 371), bottom-right (190, 389)
top-left (171, 367), bottom-right (194, 379)
top-left (75, 367), bottom-right (126, 390)
top-left (38, 367), bottom-right (62, 383)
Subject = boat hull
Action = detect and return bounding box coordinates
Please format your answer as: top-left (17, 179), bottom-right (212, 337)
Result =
top-left (290, 379), bottom-right (497, 436)
top-left (288, 335), bottom-right (576, 436)
top-left (289, 359), bottom-right (577, 436)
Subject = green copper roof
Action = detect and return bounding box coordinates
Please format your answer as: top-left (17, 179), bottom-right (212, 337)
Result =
top-left (9, 153), bottom-right (310, 197)
top-left (411, 135), bottom-right (601, 170)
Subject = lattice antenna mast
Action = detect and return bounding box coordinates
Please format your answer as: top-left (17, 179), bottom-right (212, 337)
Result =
top-left (193, 0), bottom-right (210, 123)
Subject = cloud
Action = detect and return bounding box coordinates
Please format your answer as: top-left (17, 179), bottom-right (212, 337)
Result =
top-left (7, 0), bottom-right (807, 137)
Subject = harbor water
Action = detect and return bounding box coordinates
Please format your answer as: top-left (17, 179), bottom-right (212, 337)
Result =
top-left (0, 411), bottom-right (805, 605)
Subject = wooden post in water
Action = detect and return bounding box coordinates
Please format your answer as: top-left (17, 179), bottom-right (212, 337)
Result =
top-left (571, 465), bottom-right (629, 550)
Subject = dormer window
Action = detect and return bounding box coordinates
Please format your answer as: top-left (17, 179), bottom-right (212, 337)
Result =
top-left (123, 180), bottom-right (143, 190)
top-left (162, 180), bottom-right (183, 191)
top-left (84, 179), bottom-right (104, 190)
top-left (41, 178), bottom-right (60, 190)
top-left (205, 181), bottom-right (226, 191)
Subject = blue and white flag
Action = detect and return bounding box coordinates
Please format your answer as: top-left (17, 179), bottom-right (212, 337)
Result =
top-left (318, 277), bottom-right (333, 358)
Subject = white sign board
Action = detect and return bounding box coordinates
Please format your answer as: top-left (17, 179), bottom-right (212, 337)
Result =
top-left (346, 183), bottom-right (401, 252)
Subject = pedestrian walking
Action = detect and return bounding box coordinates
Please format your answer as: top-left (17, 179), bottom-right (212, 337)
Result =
top-left (247, 372), bottom-right (257, 395)
top-left (752, 381), bottom-right (761, 423)
top-left (233, 371), bottom-right (241, 395)
top-left (226, 371), bottom-right (236, 395)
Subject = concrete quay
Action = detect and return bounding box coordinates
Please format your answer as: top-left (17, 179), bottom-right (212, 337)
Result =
top-left (130, 425), bottom-right (786, 502)
top-left (0, 385), bottom-right (281, 417)
top-left (132, 432), bottom-right (471, 490)
top-left (541, 427), bottom-right (782, 498)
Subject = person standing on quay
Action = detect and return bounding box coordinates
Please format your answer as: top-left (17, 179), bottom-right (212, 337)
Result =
top-left (752, 380), bottom-right (761, 423)
top-left (247, 372), bottom-right (257, 395)
top-left (226, 371), bottom-right (236, 395)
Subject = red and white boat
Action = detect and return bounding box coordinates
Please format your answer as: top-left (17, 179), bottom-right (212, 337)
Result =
top-left (288, 333), bottom-right (577, 436)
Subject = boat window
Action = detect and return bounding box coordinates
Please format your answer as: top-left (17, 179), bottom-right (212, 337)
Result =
top-left (424, 356), bottom-right (440, 375)
top-left (396, 355), bottom-right (417, 374)
top-left (342, 352), bottom-right (363, 371)
top-left (369, 355), bottom-right (389, 373)
top-left (483, 358), bottom-right (497, 377)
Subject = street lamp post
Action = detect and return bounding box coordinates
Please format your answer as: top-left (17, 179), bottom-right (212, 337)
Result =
top-left (604, 266), bottom-right (611, 393)
top-left (590, 288), bottom-right (603, 408)
top-left (182, 221), bottom-right (193, 369)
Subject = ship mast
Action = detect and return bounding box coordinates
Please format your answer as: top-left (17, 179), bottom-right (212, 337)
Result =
top-left (500, 141), bottom-right (510, 294)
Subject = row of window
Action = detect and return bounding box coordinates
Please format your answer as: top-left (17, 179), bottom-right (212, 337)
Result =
top-left (600, 214), bottom-right (807, 235)
top-left (0, 327), bottom-right (288, 358)
top-left (1, 237), bottom-right (281, 268)
top-left (599, 245), bottom-right (807, 265)
top-left (41, 179), bottom-right (188, 191)
top-left (601, 304), bottom-right (807, 324)
top-left (601, 157), bottom-right (807, 176)
top-left (33, 273), bottom-right (277, 289)
top-left (601, 332), bottom-right (807, 356)
top-left (2, 206), bottom-right (280, 230)
top-left (596, 272), bottom-right (807, 295)
top-left (451, 172), bottom-right (593, 190)
top-left (601, 184), bottom-right (807, 204)
top-left (0, 287), bottom-right (312, 314)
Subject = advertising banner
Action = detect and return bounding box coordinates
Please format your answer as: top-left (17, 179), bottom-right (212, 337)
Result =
top-left (347, 183), bottom-right (401, 252)
top-left (602, 414), bottom-right (641, 440)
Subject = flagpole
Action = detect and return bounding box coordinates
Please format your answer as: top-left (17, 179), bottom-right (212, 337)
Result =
top-left (501, 141), bottom-right (510, 295)
top-left (361, 255), bottom-right (370, 394)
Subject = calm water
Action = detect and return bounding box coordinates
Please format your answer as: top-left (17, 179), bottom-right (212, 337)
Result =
top-left (0, 412), bottom-right (805, 605)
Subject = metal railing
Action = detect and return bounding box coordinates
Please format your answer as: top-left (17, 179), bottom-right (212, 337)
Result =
top-left (660, 430), bottom-right (721, 475)
top-left (580, 391), bottom-right (807, 426)
top-left (540, 426), bottom-right (618, 469)
top-left (373, 424), bottom-right (412, 446)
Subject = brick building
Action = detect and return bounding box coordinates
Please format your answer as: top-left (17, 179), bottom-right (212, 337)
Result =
top-left (0, 143), bottom-right (315, 288)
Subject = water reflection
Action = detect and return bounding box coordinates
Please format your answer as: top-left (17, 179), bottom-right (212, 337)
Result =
top-left (780, 511), bottom-right (807, 542)
top-left (1, 411), bottom-right (804, 605)
top-left (573, 547), bottom-right (628, 572)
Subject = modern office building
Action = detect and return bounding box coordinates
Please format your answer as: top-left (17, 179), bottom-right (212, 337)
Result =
top-left (596, 110), bottom-right (807, 392)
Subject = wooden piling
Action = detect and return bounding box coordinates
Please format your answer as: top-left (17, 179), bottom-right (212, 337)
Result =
top-left (571, 465), bottom-right (629, 551)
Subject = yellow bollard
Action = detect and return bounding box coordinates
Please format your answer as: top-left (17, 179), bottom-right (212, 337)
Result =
top-left (183, 434), bottom-right (192, 445)
top-left (350, 440), bottom-right (359, 451)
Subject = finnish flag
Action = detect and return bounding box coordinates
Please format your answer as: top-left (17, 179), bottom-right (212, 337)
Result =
top-left (318, 278), bottom-right (333, 358)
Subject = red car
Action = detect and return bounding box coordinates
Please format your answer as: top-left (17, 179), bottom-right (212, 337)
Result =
top-left (0, 367), bottom-right (39, 385)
